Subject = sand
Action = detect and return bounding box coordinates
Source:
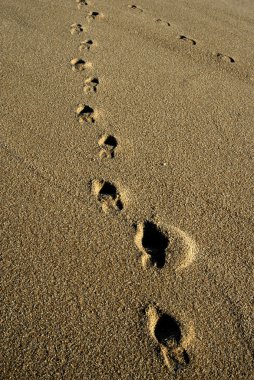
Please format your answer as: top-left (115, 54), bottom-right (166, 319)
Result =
top-left (1, 0), bottom-right (254, 379)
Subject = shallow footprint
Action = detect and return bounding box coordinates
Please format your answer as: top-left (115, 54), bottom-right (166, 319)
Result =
top-left (92, 180), bottom-right (124, 212)
top-left (178, 35), bottom-right (196, 45)
top-left (70, 23), bottom-right (84, 35)
top-left (154, 18), bottom-right (170, 26)
top-left (83, 77), bottom-right (99, 93)
top-left (215, 53), bottom-right (235, 63)
top-left (128, 4), bottom-right (143, 12)
top-left (135, 221), bottom-right (169, 269)
top-left (98, 134), bottom-right (118, 159)
top-left (75, 104), bottom-right (96, 123)
top-left (79, 39), bottom-right (94, 51)
top-left (76, 0), bottom-right (89, 9)
top-left (146, 305), bottom-right (190, 373)
top-left (70, 58), bottom-right (91, 72)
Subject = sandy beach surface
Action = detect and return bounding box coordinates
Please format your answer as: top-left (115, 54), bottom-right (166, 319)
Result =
top-left (1, 0), bottom-right (254, 379)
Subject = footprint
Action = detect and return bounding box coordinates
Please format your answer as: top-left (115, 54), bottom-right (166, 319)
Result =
top-left (215, 53), bottom-right (235, 63)
top-left (135, 222), bottom-right (197, 270)
top-left (135, 221), bottom-right (169, 269)
top-left (128, 4), bottom-right (143, 12)
top-left (79, 40), bottom-right (94, 51)
top-left (86, 11), bottom-right (103, 21)
top-left (146, 305), bottom-right (190, 373)
top-left (83, 77), bottom-right (99, 93)
top-left (75, 104), bottom-right (96, 123)
top-left (70, 23), bottom-right (84, 35)
top-left (92, 179), bottom-right (124, 212)
top-left (70, 58), bottom-right (91, 72)
top-left (98, 134), bottom-right (118, 159)
top-left (154, 18), bottom-right (170, 26)
top-left (178, 35), bottom-right (196, 45)
top-left (76, 0), bottom-right (89, 8)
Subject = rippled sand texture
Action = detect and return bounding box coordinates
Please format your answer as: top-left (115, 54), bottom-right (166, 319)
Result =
top-left (1, 0), bottom-right (254, 379)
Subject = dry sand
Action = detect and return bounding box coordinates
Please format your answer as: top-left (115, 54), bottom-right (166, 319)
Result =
top-left (1, 0), bottom-right (254, 379)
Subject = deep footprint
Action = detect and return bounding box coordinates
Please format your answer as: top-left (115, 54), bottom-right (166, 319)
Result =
top-left (135, 221), bottom-right (169, 269)
top-left (92, 180), bottom-right (123, 212)
top-left (76, 104), bottom-right (95, 123)
top-left (83, 77), bottom-right (99, 93)
top-left (70, 23), bottom-right (84, 35)
top-left (70, 58), bottom-right (90, 72)
top-left (216, 53), bottom-right (235, 63)
top-left (146, 305), bottom-right (190, 373)
top-left (79, 40), bottom-right (94, 51)
top-left (99, 134), bottom-right (118, 159)
top-left (155, 313), bottom-right (181, 345)
top-left (86, 11), bottom-right (102, 21)
top-left (178, 35), bottom-right (196, 45)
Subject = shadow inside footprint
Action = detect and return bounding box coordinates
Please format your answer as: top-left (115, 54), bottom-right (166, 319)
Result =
top-left (70, 23), bottom-right (83, 35)
top-left (146, 305), bottom-right (190, 372)
top-left (155, 314), bottom-right (181, 346)
top-left (216, 53), bottom-right (235, 63)
top-left (142, 221), bottom-right (169, 268)
top-left (99, 182), bottom-right (123, 210)
top-left (70, 58), bottom-right (88, 72)
top-left (155, 18), bottom-right (170, 26)
top-left (178, 35), bottom-right (196, 45)
top-left (87, 11), bottom-right (101, 20)
top-left (99, 135), bottom-right (118, 159)
top-left (99, 182), bottom-right (117, 200)
top-left (84, 77), bottom-right (99, 93)
top-left (104, 135), bottom-right (117, 148)
top-left (128, 4), bottom-right (143, 12)
top-left (92, 180), bottom-right (124, 212)
top-left (76, 104), bottom-right (95, 123)
top-left (76, 0), bottom-right (89, 6)
top-left (79, 40), bottom-right (94, 51)
top-left (182, 350), bottom-right (190, 365)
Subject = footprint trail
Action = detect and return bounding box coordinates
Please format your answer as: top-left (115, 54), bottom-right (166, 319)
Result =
top-left (69, 0), bottom-right (200, 375)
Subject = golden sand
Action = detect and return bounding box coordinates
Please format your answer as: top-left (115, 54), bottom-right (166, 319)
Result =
top-left (1, 0), bottom-right (254, 379)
